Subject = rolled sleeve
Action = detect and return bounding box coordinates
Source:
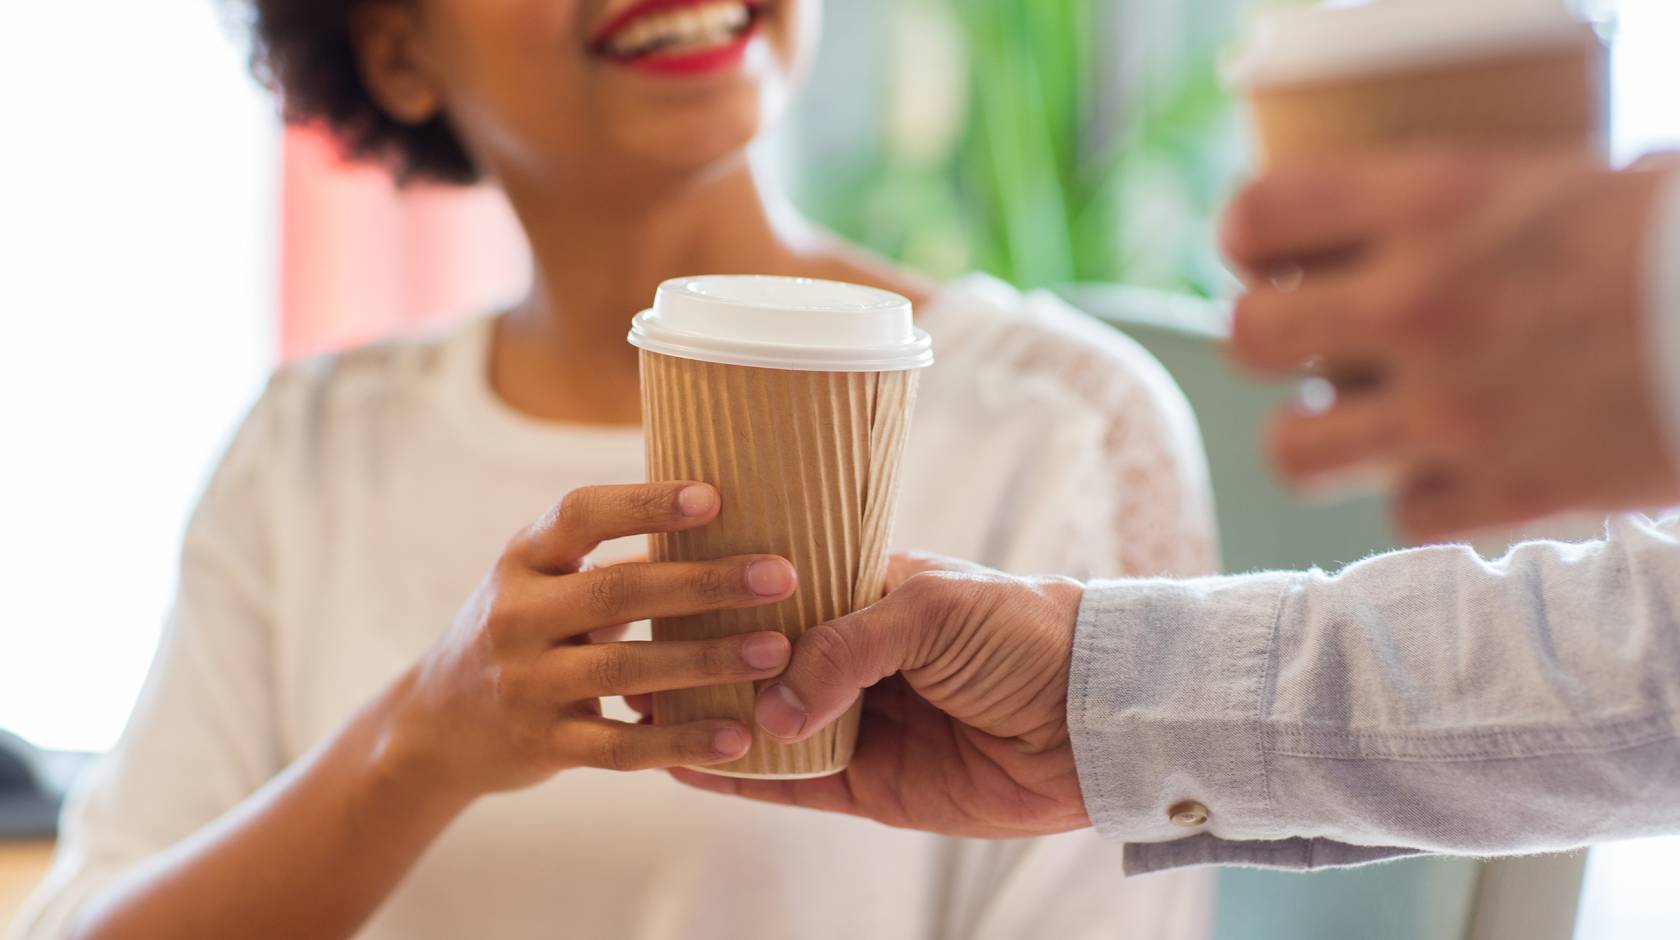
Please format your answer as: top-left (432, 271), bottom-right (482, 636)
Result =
top-left (1067, 516), bottom-right (1680, 875)
top-left (1068, 574), bottom-right (1294, 846)
top-left (1124, 835), bottom-right (1422, 877)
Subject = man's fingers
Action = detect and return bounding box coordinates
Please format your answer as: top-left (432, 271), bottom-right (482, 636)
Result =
top-left (754, 590), bottom-right (927, 743)
top-left (1269, 394), bottom-right (1404, 487)
top-left (556, 716), bottom-right (753, 772)
top-left (1228, 271), bottom-right (1378, 373)
top-left (540, 633), bottom-right (791, 700)
top-left (538, 556), bottom-right (796, 641)
top-left (1394, 467), bottom-right (1571, 543)
top-left (1222, 164), bottom-right (1386, 275)
top-left (1221, 151), bottom-right (1481, 275)
top-left (668, 767), bottom-right (742, 796)
top-left (518, 483), bottom-right (720, 574)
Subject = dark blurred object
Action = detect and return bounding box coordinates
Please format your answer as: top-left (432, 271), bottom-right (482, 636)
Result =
top-left (0, 729), bottom-right (90, 840)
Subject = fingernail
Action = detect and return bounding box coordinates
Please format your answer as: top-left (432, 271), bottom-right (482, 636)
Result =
top-left (741, 633), bottom-right (790, 671)
top-left (746, 559), bottom-right (794, 597)
top-left (678, 485), bottom-right (716, 517)
top-left (713, 725), bottom-right (751, 757)
top-left (755, 684), bottom-right (807, 740)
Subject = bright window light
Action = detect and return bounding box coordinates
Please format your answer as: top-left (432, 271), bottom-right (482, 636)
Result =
top-left (1610, 0), bottom-right (1680, 161)
top-left (1573, 0), bottom-right (1680, 936)
top-left (0, 3), bottom-right (277, 752)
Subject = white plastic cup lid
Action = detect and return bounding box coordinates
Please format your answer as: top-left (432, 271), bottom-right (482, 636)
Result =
top-left (627, 275), bottom-right (934, 373)
top-left (1226, 0), bottom-right (1600, 91)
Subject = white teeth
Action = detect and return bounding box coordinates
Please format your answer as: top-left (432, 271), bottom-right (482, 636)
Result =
top-left (602, 2), bottom-right (755, 58)
top-left (710, 4), bottom-right (749, 31)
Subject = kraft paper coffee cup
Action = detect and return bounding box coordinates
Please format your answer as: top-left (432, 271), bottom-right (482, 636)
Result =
top-left (1228, 0), bottom-right (1609, 167)
top-left (628, 276), bottom-right (932, 779)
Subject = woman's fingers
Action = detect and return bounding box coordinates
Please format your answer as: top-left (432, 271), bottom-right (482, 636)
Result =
top-left (546, 557), bottom-right (797, 640)
top-left (517, 483), bottom-right (721, 574)
top-left (493, 556), bottom-right (797, 648)
top-left (556, 716), bottom-right (754, 772)
top-left (544, 633), bottom-right (792, 700)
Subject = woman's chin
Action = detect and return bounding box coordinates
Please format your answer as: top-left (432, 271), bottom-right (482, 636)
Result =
top-left (611, 107), bottom-right (767, 175)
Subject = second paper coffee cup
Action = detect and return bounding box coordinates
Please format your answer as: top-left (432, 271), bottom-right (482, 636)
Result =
top-left (627, 275), bottom-right (933, 779)
top-left (1228, 0), bottom-right (1608, 167)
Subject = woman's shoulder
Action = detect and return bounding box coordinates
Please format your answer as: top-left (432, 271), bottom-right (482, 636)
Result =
top-left (226, 320), bottom-right (484, 483)
top-left (264, 321), bottom-right (474, 423)
top-left (921, 274), bottom-right (1197, 432)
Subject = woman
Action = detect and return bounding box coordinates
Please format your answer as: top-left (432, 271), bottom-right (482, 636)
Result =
top-left (20, 1), bottom-right (1218, 937)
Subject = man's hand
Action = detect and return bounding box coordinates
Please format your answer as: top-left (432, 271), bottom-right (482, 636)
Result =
top-left (1221, 149), bottom-right (1679, 540)
top-left (666, 553), bottom-right (1091, 839)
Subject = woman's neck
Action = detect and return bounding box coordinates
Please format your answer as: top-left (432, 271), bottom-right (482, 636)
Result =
top-left (490, 159), bottom-right (802, 425)
top-left (487, 157), bottom-right (933, 427)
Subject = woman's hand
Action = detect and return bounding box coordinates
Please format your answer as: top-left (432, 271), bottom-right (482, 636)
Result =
top-left (666, 553), bottom-right (1091, 839)
top-left (383, 482), bottom-right (799, 801)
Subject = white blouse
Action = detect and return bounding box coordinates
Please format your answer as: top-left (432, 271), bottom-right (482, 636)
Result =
top-left (20, 275), bottom-right (1219, 939)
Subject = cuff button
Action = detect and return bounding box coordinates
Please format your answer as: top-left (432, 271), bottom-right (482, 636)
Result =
top-left (1168, 801), bottom-right (1210, 828)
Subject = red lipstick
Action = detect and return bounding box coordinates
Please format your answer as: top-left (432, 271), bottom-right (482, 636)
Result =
top-left (590, 0), bottom-right (766, 76)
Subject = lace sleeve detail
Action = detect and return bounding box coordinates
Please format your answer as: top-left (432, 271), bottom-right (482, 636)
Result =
top-left (1004, 293), bottom-right (1220, 580)
top-left (1089, 354), bottom-right (1219, 579)
top-left (1055, 334), bottom-right (1216, 577)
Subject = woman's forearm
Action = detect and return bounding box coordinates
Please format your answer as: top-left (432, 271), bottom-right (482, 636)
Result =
top-left (71, 669), bottom-right (470, 940)
top-left (65, 482), bottom-right (797, 937)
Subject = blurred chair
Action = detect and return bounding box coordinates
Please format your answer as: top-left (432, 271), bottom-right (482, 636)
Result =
top-left (1062, 284), bottom-right (1588, 940)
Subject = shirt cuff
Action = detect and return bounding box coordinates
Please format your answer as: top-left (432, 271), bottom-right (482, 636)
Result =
top-left (1122, 835), bottom-right (1423, 876)
top-left (1644, 166), bottom-right (1680, 476)
top-left (1066, 573), bottom-right (1298, 845)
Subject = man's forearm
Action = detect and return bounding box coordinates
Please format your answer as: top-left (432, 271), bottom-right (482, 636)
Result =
top-left (1069, 514), bottom-right (1680, 873)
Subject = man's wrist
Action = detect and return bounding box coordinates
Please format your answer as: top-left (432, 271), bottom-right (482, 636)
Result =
top-left (1037, 575), bottom-right (1086, 666)
top-left (1065, 573), bottom-right (1298, 844)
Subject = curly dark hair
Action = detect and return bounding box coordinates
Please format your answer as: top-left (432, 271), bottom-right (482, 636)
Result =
top-left (234, 0), bottom-right (478, 184)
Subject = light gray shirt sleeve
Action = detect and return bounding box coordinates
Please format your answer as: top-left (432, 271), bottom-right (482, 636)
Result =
top-left (1066, 514), bottom-right (1680, 876)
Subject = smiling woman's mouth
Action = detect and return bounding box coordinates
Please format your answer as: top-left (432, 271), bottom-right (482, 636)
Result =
top-left (591, 0), bottom-right (765, 69)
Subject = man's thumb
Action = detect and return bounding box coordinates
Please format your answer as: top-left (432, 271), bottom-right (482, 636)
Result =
top-left (754, 590), bottom-right (924, 743)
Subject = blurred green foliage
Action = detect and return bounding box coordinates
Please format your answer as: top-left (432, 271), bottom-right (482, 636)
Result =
top-left (787, 0), bottom-right (1256, 297)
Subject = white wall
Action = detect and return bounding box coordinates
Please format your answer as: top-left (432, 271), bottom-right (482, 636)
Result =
top-left (0, 2), bottom-right (277, 752)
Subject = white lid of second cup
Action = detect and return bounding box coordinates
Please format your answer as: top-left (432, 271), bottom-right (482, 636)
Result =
top-left (628, 275), bottom-right (934, 373)
top-left (1227, 0), bottom-right (1599, 91)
